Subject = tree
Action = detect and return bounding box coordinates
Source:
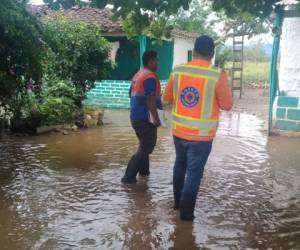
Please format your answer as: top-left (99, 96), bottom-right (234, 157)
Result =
top-left (210, 0), bottom-right (278, 20)
top-left (173, 0), bottom-right (217, 38)
top-left (43, 0), bottom-right (193, 39)
top-left (43, 16), bottom-right (113, 106)
top-left (209, 0), bottom-right (300, 39)
top-left (0, 0), bottom-right (44, 118)
top-left (215, 47), bottom-right (232, 68)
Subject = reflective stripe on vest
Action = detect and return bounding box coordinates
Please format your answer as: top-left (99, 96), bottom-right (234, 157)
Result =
top-left (173, 73), bottom-right (180, 113)
top-left (172, 120), bottom-right (211, 136)
top-left (202, 79), bottom-right (215, 120)
top-left (172, 112), bottom-right (218, 129)
top-left (172, 65), bottom-right (220, 135)
top-left (174, 65), bottom-right (220, 80)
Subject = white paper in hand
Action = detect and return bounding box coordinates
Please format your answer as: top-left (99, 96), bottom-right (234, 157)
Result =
top-left (149, 109), bottom-right (167, 127)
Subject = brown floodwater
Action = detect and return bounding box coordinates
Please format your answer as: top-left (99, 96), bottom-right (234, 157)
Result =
top-left (0, 110), bottom-right (299, 250)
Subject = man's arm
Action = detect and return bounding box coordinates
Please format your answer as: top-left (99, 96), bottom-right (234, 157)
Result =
top-left (216, 71), bottom-right (233, 111)
top-left (163, 74), bottom-right (174, 103)
top-left (129, 85), bottom-right (132, 98)
top-left (144, 78), bottom-right (161, 126)
top-left (146, 96), bottom-right (160, 126)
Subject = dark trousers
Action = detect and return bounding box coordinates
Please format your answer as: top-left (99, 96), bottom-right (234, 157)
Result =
top-left (124, 120), bottom-right (157, 180)
top-left (173, 136), bottom-right (212, 219)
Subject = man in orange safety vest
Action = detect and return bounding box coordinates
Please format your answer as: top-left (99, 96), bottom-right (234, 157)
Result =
top-left (121, 51), bottom-right (162, 183)
top-left (164, 35), bottom-right (233, 221)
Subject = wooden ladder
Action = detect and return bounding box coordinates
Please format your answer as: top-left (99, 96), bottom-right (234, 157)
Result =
top-left (231, 34), bottom-right (244, 99)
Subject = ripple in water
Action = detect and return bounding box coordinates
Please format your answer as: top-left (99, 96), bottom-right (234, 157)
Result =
top-left (0, 112), bottom-right (299, 249)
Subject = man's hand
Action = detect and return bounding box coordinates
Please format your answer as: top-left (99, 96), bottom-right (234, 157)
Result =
top-left (146, 96), bottom-right (160, 127)
top-left (152, 116), bottom-right (161, 127)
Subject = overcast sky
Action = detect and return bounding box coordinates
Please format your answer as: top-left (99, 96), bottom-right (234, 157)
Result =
top-left (30, 0), bottom-right (44, 4)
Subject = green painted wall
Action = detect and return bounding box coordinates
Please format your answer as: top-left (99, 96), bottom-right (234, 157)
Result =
top-left (106, 37), bottom-right (174, 81)
top-left (86, 37), bottom-right (173, 109)
top-left (84, 80), bottom-right (167, 109)
top-left (107, 37), bottom-right (140, 80)
top-left (147, 38), bottom-right (174, 80)
top-left (275, 96), bottom-right (300, 132)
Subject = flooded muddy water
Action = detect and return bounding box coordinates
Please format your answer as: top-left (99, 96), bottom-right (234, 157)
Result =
top-left (0, 111), bottom-right (299, 250)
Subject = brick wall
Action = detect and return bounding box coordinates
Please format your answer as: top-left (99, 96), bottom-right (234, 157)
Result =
top-left (275, 96), bottom-right (300, 132)
top-left (84, 80), bottom-right (167, 109)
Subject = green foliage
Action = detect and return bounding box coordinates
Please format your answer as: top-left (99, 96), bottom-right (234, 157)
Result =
top-left (44, 0), bottom-right (193, 39)
top-left (220, 13), bottom-right (269, 39)
top-left (110, 0), bottom-right (190, 16)
top-left (173, 0), bottom-right (217, 38)
top-left (0, 0), bottom-right (44, 113)
top-left (215, 47), bottom-right (232, 68)
top-left (210, 0), bottom-right (299, 38)
top-left (12, 78), bottom-right (78, 126)
top-left (1, 1), bottom-right (113, 129)
top-left (44, 0), bottom-right (300, 39)
top-left (12, 91), bottom-right (40, 121)
top-left (145, 15), bottom-right (174, 40)
top-left (171, 0), bottom-right (270, 42)
top-left (42, 76), bottom-right (77, 99)
top-left (43, 16), bottom-right (112, 101)
top-left (25, 77), bottom-right (78, 126)
top-left (210, 0), bottom-right (277, 20)
top-left (122, 12), bottom-right (151, 40)
top-left (38, 96), bottom-right (76, 125)
top-left (9, 91), bottom-right (43, 132)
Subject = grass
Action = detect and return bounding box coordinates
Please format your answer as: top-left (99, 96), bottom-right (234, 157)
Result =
top-left (243, 61), bottom-right (269, 84)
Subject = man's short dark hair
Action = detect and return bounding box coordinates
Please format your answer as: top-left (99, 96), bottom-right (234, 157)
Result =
top-left (143, 51), bottom-right (158, 66)
top-left (194, 35), bottom-right (215, 57)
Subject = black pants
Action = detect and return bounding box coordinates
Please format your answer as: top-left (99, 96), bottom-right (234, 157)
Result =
top-left (124, 120), bottom-right (157, 179)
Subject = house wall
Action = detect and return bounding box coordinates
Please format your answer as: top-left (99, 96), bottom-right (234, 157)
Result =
top-left (84, 37), bottom-right (192, 109)
top-left (147, 38), bottom-right (174, 80)
top-left (173, 38), bottom-right (195, 67)
top-left (106, 37), bottom-right (174, 81)
top-left (275, 17), bottom-right (300, 132)
top-left (84, 80), bottom-right (167, 109)
top-left (106, 37), bottom-right (140, 80)
top-left (278, 18), bottom-right (300, 96)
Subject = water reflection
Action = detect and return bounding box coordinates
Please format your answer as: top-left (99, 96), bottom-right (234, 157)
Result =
top-left (171, 221), bottom-right (199, 250)
top-left (0, 112), bottom-right (299, 249)
top-left (122, 180), bottom-right (158, 249)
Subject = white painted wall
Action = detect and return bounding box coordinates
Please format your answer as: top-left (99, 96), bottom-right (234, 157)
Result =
top-left (173, 38), bottom-right (195, 67)
top-left (279, 17), bottom-right (300, 96)
top-left (110, 42), bottom-right (120, 62)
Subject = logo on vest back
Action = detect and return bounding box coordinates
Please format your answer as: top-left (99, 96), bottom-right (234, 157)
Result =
top-left (180, 87), bottom-right (200, 108)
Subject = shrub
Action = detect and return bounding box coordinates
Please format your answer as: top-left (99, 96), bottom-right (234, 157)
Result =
top-left (43, 17), bottom-right (113, 103)
top-left (38, 77), bottom-right (78, 126)
top-left (0, 0), bottom-right (44, 119)
top-left (38, 96), bottom-right (76, 126)
top-left (10, 78), bottom-right (79, 127)
top-left (42, 75), bottom-right (80, 102)
top-left (215, 46), bottom-right (232, 69)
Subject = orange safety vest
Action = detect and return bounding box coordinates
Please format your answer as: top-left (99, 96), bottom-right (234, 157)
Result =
top-left (171, 64), bottom-right (221, 141)
top-left (130, 69), bottom-right (161, 97)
